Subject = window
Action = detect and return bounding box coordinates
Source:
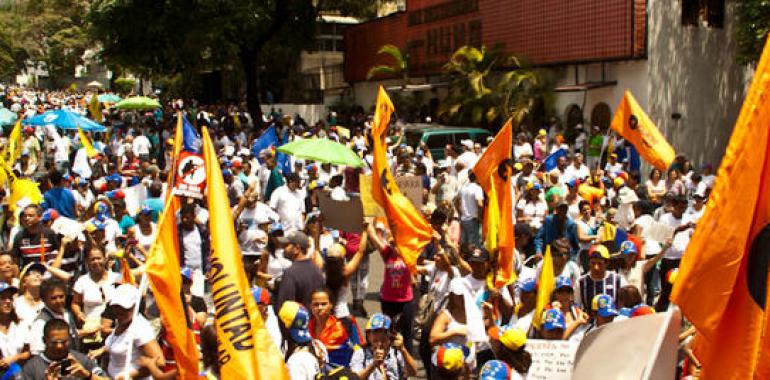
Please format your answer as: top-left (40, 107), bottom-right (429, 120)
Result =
top-left (705, 0), bottom-right (724, 28)
top-left (682, 0), bottom-right (724, 29)
top-left (425, 134), bottom-right (453, 150)
top-left (590, 103), bottom-right (612, 131)
top-left (682, 0), bottom-right (700, 26)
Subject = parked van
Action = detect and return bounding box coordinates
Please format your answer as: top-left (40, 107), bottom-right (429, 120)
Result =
top-left (402, 123), bottom-right (492, 160)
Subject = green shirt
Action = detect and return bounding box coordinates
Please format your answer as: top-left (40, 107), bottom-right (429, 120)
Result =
top-left (587, 134), bottom-right (604, 157)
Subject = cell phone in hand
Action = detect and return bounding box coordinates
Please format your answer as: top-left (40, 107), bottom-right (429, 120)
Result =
top-left (60, 358), bottom-right (71, 376)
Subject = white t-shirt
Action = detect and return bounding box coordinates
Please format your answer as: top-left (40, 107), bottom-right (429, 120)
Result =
top-left (182, 227), bottom-right (203, 270)
top-left (0, 321), bottom-right (26, 359)
top-left (459, 182), bottom-right (484, 221)
top-left (286, 343), bottom-right (326, 380)
top-left (105, 314), bottom-right (156, 380)
top-left (133, 223), bottom-right (157, 253)
top-left (73, 272), bottom-right (120, 319)
top-left (235, 202), bottom-right (278, 229)
top-left (456, 151), bottom-right (479, 170)
top-left (269, 185), bottom-right (307, 231)
top-left (659, 212), bottom-right (693, 260)
top-left (132, 135), bottom-right (152, 155)
top-left (14, 296), bottom-right (44, 328)
top-left (514, 143), bottom-right (533, 160)
top-left (267, 249), bottom-right (292, 288)
top-left (563, 164), bottom-right (590, 182)
top-left (516, 199), bottom-right (548, 230)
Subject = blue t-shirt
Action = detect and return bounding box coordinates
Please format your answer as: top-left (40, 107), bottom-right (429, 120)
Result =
top-left (143, 197), bottom-right (164, 223)
top-left (43, 188), bottom-right (77, 219)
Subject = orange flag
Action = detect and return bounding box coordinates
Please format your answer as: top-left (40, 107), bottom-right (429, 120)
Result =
top-left (671, 36), bottom-right (770, 379)
top-left (144, 191), bottom-right (200, 378)
top-left (472, 119), bottom-right (515, 288)
top-left (370, 86), bottom-right (432, 272)
top-left (119, 256), bottom-right (135, 285)
top-left (609, 91), bottom-right (675, 171)
top-left (201, 127), bottom-right (289, 380)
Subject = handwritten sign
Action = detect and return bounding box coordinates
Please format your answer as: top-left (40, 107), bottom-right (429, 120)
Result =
top-left (525, 339), bottom-right (579, 380)
top-left (394, 175), bottom-right (423, 210)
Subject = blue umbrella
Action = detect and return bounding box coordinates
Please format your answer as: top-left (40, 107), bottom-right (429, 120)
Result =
top-left (23, 109), bottom-right (106, 132)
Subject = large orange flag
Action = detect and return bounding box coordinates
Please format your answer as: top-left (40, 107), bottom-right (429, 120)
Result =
top-left (370, 86), bottom-right (432, 272)
top-left (609, 91), bottom-right (675, 171)
top-left (472, 119), bottom-right (515, 288)
top-left (201, 127), bottom-right (289, 380)
top-left (671, 36), bottom-right (770, 379)
top-left (144, 190), bottom-right (199, 378)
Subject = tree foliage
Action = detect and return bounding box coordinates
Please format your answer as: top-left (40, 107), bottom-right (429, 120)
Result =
top-left (0, 0), bottom-right (90, 85)
top-left (366, 44), bottom-right (410, 85)
top-left (736, 0), bottom-right (770, 64)
top-left (439, 45), bottom-right (548, 128)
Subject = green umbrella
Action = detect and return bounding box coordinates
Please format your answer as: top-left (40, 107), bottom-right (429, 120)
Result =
top-left (98, 93), bottom-right (122, 103)
top-left (0, 108), bottom-right (17, 126)
top-left (115, 96), bottom-right (161, 110)
top-left (277, 138), bottom-right (364, 168)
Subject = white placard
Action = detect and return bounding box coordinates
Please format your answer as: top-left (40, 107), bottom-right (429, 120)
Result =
top-left (123, 184), bottom-right (147, 217)
top-left (525, 339), bottom-right (579, 380)
top-left (642, 222), bottom-right (675, 244)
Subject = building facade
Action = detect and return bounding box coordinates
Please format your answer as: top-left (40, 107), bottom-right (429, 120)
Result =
top-left (344, 0), bottom-right (748, 167)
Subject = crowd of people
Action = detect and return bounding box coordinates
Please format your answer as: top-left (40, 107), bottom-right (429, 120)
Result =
top-left (0, 87), bottom-right (709, 379)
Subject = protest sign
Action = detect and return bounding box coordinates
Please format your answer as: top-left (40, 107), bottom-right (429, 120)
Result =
top-left (173, 151), bottom-right (207, 199)
top-left (123, 183), bottom-right (147, 216)
top-left (643, 222), bottom-right (675, 243)
top-left (395, 176), bottom-right (424, 210)
top-left (525, 339), bottom-right (578, 380)
top-left (318, 193), bottom-right (364, 233)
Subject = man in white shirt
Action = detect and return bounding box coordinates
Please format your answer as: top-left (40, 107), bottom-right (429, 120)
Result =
top-left (456, 140), bottom-right (478, 170)
top-left (269, 173), bottom-right (307, 232)
top-left (132, 130), bottom-right (152, 161)
top-left (655, 196), bottom-right (693, 311)
top-left (562, 153), bottom-right (590, 183)
top-left (457, 172), bottom-right (484, 248)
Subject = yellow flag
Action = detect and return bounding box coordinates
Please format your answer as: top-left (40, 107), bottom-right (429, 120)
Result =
top-left (484, 173), bottom-right (499, 253)
top-left (5, 119), bottom-right (22, 167)
top-left (77, 125), bottom-right (98, 158)
top-left (370, 86), bottom-right (433, 273)
top-left (201, 126), bottom-right (289, 380)
top-left (610, 91), bottom-right (675, 171)
top-left (89, 94), bottom-right (103, 123)
top-left (145, 192), bottom-right (200, 379)
top-left (532, 245), bottom-right (555, 329)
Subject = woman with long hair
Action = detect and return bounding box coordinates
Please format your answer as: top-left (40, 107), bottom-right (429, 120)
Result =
top-left (71, 246), bottom-right (120, 350)
top-left (487, 326), bottom-right (532, 379)
top-left (308, 288), bottom-right (355, 367)
top-left (645, 169), bottom-right (666, 205)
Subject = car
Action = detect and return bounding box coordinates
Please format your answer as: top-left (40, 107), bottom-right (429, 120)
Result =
top-left (401, 123), bottom-right (492, 160)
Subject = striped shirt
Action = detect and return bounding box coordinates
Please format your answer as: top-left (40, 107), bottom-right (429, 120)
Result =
top-left (11, 228), bottom-right (60, 267)
top-left (578, 271), bottom-right (625, 309)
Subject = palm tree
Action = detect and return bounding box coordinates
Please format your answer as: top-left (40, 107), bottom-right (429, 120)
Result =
top-left (366, 44), bottom-right (410, 88)
top-left (440, 45), bottom-right (544, 127)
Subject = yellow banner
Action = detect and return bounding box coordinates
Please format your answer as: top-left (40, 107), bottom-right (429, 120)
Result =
top-left (532, 245), bottom-right (555, 329)
top-left (77, 125), bottom-right (98, 158)
top-left (609, 91), bottom-right (675, 171)
top-left (202, 127), bottom-right (288, 380)
top-left (5, 119), bottom-right (22, 167)
top-left (359, 174), bottom-right (385, 217)
top-left (89, 94), bottom-right (103, 123)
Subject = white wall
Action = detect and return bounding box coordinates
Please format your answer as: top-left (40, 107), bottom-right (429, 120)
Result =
top-left (261, 104), bottom-right (328, 125)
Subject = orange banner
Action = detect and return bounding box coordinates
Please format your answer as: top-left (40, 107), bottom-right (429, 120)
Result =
top-left (202, 127), bottom-right (288, 380)
top-left (672, 37), bottom-right (770, 379)
top-left (370, 86), bottom-right (432, 272)
top-left (145, 190), bottom-right (199, 378)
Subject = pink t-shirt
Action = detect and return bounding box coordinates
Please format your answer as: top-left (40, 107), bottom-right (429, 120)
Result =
top-left (379, 246), bottom-right (413, 302)
top-left (533, 139), bottom-right (546, 162)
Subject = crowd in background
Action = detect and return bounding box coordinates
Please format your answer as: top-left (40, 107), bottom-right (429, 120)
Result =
top-left (0, 87), bottom-right (710, 379)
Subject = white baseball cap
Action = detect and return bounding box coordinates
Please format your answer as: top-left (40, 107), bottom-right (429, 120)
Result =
top-left (110, 284), bottom-right (139, 309)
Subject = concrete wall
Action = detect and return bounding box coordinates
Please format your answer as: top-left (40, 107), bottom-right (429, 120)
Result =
top-left (552, 1), bottom-right (750, 169)
top-left (645, 0), bottom-right (749, 168)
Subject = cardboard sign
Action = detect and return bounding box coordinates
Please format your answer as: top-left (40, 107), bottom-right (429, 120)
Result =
top-left (525, 339), bottom-right (579, 380)
top-left (318, 193), bottom-right (364, 233)
top-left (173, 151), bottom-right (206, 199)
top-left (395, 175), bottom-right (424, 210)
top-left (359, 174), bottom-right (385, 217)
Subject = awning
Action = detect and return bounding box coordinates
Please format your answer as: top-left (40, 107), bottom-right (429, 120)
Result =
top-left (554, 81), bottom-right (617, 92)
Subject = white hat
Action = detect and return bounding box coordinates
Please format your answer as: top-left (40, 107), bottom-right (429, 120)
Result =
top-left (238, 148), bottom-right (251, 157)
top-left (110, 284), bottom-right (139, 309)
top-left (461, 139), bottom-right (474, 150)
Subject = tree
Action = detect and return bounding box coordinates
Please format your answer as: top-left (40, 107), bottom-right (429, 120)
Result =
top-left (0, 0), bottom-right (89, 86)
top-left (440, 45), bottom-right (546, 128)
top-left (736, 0), bottom-right (770, 64)
top-left (89, 0), bottom-right (378, 129)
top-left (366, 44), bottom-right (410, 87)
